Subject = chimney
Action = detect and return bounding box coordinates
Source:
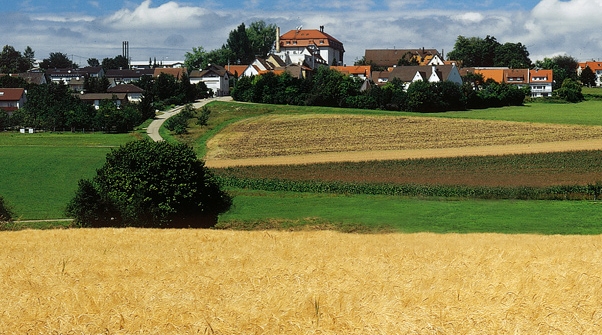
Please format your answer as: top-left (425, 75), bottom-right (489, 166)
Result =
top-left (276, 26), bottom-right (281, 53)
top-left (320, 25), bottom-right (324, 33)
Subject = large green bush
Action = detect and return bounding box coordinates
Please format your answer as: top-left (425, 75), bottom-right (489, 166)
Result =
top-left (66, 140), bottom-right (232, 228)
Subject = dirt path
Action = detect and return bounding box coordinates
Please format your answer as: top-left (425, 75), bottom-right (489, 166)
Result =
top-left (146, 96), bottom-right (232, 142)
top-left (205, 139), bottom-right (602, 168)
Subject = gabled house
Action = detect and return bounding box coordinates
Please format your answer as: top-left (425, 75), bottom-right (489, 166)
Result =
top-left (277, 26), bottom-right (345, 66)
top-left (47, 67), bottom-right (104, 85)
top-left (529, 69), bottom-right (553, 97)
top-left (240, 55), bottom-right (313, 79)
top-left (225, 65), bottom-right (249, 78)
top-left (76, 93), bottom-right (127, 110)
top-left (330, 65), bottom-right (372, 80)
top-left (153, 67), bottom-right (186, 79)
top-left (106, 69), bottom-right (154, 85)
top-left (464, 67), bottom-right (553, 98)
top-left (17, 72), bottom-right (47, 85)
top-left (190, 64), bottom-right (230, 97)
top-left (0, 88), bottom-right (26, 115)
top-left (372, 64), bottom-right (462, 89)
top-left (107, 84), bottom-right (145, 102)
top-left (81, 67), bottom-right (105, 78)
top-left (364, 48), bottom-right (443, 67)
top-left (68, 77), bottom-right (86, 93)
top-left (47, 68), bottom-right (86, 84)
top-left (504, 68), bottom-right (529, 85)
top-left (577, 61), bottom-right (602, 87)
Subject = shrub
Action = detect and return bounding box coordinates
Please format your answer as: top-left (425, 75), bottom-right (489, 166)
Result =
top-left (165, 103), bottom-right (195, 134)
top-left (0, 195), bottom-right (14, 222)
top-left (197, 105), bottom-right (211, 126)
top-left (66, 140), bottom-right (232, 228)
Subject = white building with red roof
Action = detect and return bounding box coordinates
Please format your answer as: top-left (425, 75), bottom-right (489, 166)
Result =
top-left (277, 26), bottom-right (345, 67)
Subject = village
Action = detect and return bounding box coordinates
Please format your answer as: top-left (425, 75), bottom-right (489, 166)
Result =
top-left (2, 24), bottom-right (602, 116)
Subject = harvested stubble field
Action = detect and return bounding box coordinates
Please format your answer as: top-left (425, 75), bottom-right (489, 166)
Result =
top-left (205, 114), bottom-right (602, 167)
top-left (2, 229), bottom-right (602, 334)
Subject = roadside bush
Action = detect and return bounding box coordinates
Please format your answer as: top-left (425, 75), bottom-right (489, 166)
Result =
top-left (165, 103), bottom-right (195, 134)
top-left (0, 110), bottom-right (9, 130)
top-left (197, 105), bottom-right (211, 126)
top-left (66, 140), bottom-right (232, 228)
top-left (0, 195), bottom-right (14, 222)
top-left (554, 78), bottom-right (584, 103)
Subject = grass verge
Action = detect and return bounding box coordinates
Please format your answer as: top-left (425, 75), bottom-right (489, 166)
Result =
top-left (217, 190), bottom-right (602, 234)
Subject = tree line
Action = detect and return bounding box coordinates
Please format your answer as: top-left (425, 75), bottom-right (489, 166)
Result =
top-left (184, 20), bottom-right (277, 70)
top-left (231, 66), bottom-right (529, 112)
top-left (1, 71), bottom-right (211, 132)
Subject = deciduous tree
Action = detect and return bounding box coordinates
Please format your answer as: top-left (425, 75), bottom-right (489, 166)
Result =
top-left (87, 58), bottom-right (100, 67)
top-left (66, 140), bottom-right (232, 228)
top-left (40, 52), bottom-right (76, 69)
top-left (0, 45), bottom-right (30, 73)
top-left (102, 55), bottom-right (129, 70)
top-left (247, 20), bottom-right (277, 58)
top-left (535, 55), bottom-right (578, 90)
top-left (227, 23), bottom-right (254, 64)
top-left (580, 66), bottom-right (597, 87)
top-left (554, 78), bottom-right (583, 103)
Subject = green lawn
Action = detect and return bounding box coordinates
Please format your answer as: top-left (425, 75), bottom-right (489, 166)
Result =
top-left (219, 190), bottom-right (602, 235)
top-left (5, 99), bottom-right (602, 231)
top-left (0, 132), bottom-right (136, 219)
top-left (430, 100), bottom-right (602, 126)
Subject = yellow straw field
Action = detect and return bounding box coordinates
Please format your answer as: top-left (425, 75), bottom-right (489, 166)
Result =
top-left (2, 229), bottom-right (602, 334)
top-left (206, 114), bottom-right (602, 161)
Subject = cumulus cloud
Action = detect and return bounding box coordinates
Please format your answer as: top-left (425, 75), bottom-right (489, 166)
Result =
top-left (453, 12), bottom-right (484, 24)
top-left (522, 0), bottom-right (602, 59)
top-left (103, 0), bottom-right (210, 29)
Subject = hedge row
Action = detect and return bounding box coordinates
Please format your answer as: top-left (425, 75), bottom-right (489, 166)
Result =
top-left (216, 176), bottom-right (600, 200)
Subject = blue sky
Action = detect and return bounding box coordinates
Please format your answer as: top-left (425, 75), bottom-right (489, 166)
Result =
top-left (1, 0), bottom-right (599, 66)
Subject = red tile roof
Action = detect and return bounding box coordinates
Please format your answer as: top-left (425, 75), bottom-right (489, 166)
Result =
top-left (0, 88), bottom-right (25, 101)
top-left (280, 29), bottom-right (344, 51)
top-left (107, 84), bottom-right (144, 93)
top-left (330, 65), bottom-right (372, 78)
top-left (225, 65), bottom-right (249, 77)
top-left (153, 67), bottom-right (186, 79)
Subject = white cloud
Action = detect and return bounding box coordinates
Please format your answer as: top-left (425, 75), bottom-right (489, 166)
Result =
top-left (103, 0), bottom-right (210, 29)
top-left (522, 0), bottom-right (602, 59)
top-left (31, 14), bottom-right (95, 22)
top-left (453, 12), bottom-right (484, 24)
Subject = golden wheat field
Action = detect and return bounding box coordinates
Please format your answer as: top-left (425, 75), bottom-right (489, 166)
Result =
top-left (205, 114), bottom-right (602, 162)
top-left (2, 229), bottom-right (602, 334)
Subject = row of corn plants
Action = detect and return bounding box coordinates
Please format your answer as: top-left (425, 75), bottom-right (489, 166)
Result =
top-left (215, 175), bottom-right (602, 200)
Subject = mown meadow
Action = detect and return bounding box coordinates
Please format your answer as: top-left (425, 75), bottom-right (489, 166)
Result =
top-left (3, 97), bottom-right (602, 233)
top-left (0, 132), bottom-right (138, 221)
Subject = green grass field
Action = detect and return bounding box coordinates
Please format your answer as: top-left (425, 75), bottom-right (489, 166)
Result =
top-left (0, 132), bottom-right (136, 219)
top-left (4, 99), bottom-right (602, 233)
top-left (218, 190), bottom-right (602, 234)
